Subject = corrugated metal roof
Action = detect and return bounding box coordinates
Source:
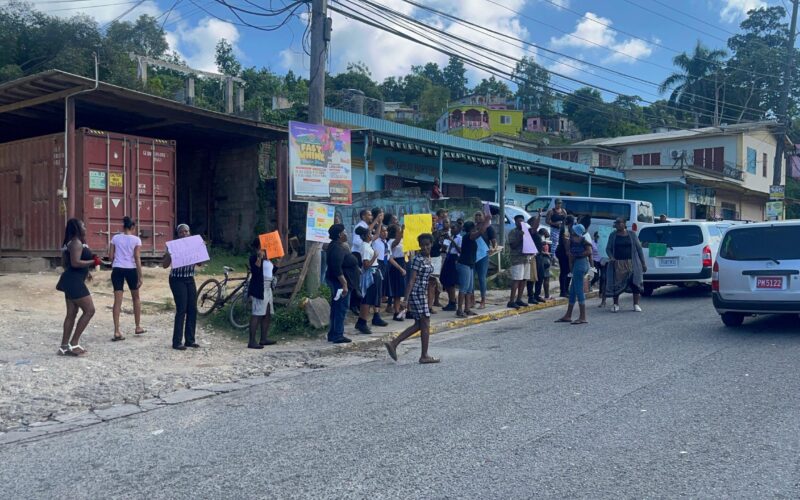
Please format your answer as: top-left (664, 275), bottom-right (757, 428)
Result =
top-left (573, 121), bottom-right (779, 147)
top-left (325, 108), bottom-right (625, 181)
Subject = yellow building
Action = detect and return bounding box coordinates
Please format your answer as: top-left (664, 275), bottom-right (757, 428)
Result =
top-left (436, 95), bottom-right (523, 140)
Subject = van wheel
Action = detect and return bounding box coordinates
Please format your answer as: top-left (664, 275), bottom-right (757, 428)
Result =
top-left (721, 313), bottom-right (745, 327)
top-left (642, 284), bottom-right (655, 297)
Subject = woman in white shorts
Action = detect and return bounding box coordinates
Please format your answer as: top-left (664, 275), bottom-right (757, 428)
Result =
top-left (247, 238), bottom-right (277, 349)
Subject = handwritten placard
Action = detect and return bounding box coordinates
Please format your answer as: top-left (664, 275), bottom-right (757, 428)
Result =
top-left (259, 231), bottom-right (285, 259)
top-left (522, 223), bottom-right (537, 255)
top-left (166, 235), bottom-right (209, 268)
top-left (403, 214), bottom-right (433, 252)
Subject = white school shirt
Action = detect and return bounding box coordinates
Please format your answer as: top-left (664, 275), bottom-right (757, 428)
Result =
top-left (111, 233), bottom-right (141, 269)
top-left (372, 238), bottom-right (387, 262)
top-left (388, 239), bottom-right (404, 259)
top-left (447, 234), bottom-right (462, 255)
top-left (262, 259), bottom-right (274, 279)
top-left (351, 221), bottom-right (368, 253)
top-left (360, 240), bottom-right (379, 267)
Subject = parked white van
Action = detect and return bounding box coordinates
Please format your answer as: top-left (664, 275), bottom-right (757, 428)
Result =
top-left (525, 196), bottom-right (654, 233)
top-left (712, 220), bottom-right (800, 327)
top-left (638, 221), bottom-right (728, 295)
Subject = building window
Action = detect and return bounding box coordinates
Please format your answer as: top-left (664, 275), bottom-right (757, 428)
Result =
top-left (515, 184), bottom-right (538, 195)
top-left (500, 115), bottom-right (512, 124)
top-left (747, 147), bottom-right (757, 174)
top-left (721, 202), bottom-right (737, 220)
top-left (693, 147), bottom-right (725, 172)
top-left (552, 151), bottom-right (578, 162)
top-left (598, 153), bottom-right (612, 167)
top-left (632, 152), bottom-right (661, 166)
top-left (763, 152), bottom-right (768, 177)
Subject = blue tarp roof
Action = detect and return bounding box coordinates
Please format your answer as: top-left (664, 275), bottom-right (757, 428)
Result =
top-left (324, 108), bottom-right (625, 182)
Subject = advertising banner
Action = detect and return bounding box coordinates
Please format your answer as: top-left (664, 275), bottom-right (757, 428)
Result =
top-left (306, 202), bottom-right (336, 243)
top-left (289, 121), bottom-right (352, 205)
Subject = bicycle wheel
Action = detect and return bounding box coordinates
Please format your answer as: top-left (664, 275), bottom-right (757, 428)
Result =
top-left (229, 291), bottom-right (252, 329)
top-left (196, 278), bottom-right (222, 316)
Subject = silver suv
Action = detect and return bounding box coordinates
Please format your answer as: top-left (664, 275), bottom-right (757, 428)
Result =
top-left (712, 221), bottom-right (800, 327)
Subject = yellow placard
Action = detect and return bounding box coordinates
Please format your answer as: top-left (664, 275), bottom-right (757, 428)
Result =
top-left (109, 172), bottom-right (123, 188)
top-left (403, 214), bottom-right (433, 252)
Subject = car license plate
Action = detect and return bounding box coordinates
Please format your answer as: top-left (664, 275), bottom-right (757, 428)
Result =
top-left (756, 277), bottom-right (783, 289)
top-left (659, 257), bottom-right (678, 267)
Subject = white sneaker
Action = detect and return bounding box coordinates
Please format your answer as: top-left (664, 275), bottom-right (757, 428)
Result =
top-left (634, 305), bottom-right (642, 312)
top-left (612, 304), bottom-right (619, 313)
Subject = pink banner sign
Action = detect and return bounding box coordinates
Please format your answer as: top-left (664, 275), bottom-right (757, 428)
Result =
top-left (166, 235), bottom-right (210, 268)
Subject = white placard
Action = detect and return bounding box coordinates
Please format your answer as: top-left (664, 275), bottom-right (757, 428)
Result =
top-left (166, 235), bottom-right (209, 268)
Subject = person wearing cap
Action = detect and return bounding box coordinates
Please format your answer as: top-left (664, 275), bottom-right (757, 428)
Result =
top-left (325, 223), bottom-right (359, 343)
top-left (162, 224), bottom-right (200, 350)
top-left (555, 223), bottom-right (593, 325)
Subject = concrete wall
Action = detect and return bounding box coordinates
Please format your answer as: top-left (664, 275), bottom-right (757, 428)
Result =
top-left (623, 136), bottom-right (739, 167)
top-left (740, 131), bottom-right (783, 194)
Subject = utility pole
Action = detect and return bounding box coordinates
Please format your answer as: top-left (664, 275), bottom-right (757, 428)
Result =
top-left (772, 0), bottom-right (799, 188)
top-left (305, 0), bottom-right (330, 293)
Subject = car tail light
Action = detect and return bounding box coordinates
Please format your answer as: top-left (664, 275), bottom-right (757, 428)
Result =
top-left (712, 260), bottom-right (719, 291)
top-left (702, 245), bottom-right (712, 267)
top-left (632, 222), bottom-right (638, 232)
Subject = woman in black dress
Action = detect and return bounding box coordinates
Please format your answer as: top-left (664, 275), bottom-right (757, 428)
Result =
top-left (56, 218), bottom-right (100, 356)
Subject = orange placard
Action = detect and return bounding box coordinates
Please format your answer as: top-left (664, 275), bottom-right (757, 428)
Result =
top-left (259, 231), bottom-right (285, 259)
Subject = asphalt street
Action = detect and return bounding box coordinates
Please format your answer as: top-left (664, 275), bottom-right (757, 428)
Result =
top-left (2, 287), bottom-right (800, 499)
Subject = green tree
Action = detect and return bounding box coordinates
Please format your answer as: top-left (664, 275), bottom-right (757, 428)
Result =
top-left (472, 76), bottom-right (511, 98)
top-left (401, 72), bottom-right (431, 104)
top-left (327, 61), bottom-right (382, 100)
top-left (419, 84), bottom-right (450, 118)
top-left (215, 38), bottom-right (241, 77)
top-left (412, 62), bottom-right (445, 87)
top-left (443, 56), bottom-right (468, 99)
top-left (563, 87), bottom-right (612, 138)
top-left (380, 76), bottom-right (406, 102)
top-left (658, 41), bottom-right (728, 126)
top-left (513, 56), bottom-right (553, 115)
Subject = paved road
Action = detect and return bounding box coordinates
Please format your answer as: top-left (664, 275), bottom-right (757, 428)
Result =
top-left (3, 288), bottom-right (800, 499)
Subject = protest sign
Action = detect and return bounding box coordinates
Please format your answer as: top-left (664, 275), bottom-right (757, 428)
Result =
top-left (306, 202), bottom-right (335, 243)
top-left (165, 235), bottom-right (209, 268)
top-left (596, 226), bottom-right (614, 259)
top-left (259, 231), bottom-right (285, 259)
top-left (522, 223), bottom-right (537, 255)
top-left (403, 214), bottom-right (432, 252)
top-left (648, 243), bottom-right (668, 258)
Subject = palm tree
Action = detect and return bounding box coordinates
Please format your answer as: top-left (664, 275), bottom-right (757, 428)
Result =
top-left (659, 42), bottom-right (728, 127)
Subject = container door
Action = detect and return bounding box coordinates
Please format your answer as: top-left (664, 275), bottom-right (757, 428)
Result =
top-left (0, 169), bottom-right (22, 250)
top-left (81, 131), bottom-right (128, 253)
top-left (132, 138), bottom-right (175, 255)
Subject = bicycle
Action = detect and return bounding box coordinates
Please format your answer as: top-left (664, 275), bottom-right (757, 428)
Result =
top-left (196, 266), bottom-right (252, 329)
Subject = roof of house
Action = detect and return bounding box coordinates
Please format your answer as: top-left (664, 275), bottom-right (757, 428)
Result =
top-left (324, 107), bottom-right (625, 182)
top-left (573, 121), bottom-right (782, 147)
top-left (0, 70), bottom-right (287, 143)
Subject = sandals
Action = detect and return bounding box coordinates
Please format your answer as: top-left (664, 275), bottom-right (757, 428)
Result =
top-left (419, 356), bottom-right (440, 364)
top-left (57, 345), bottom-right (75, 356)
top-left (112, 333), bottom-right (126, 341)
top-left (134, 328), bottom-right (147, 335)
top-left (465, 310), bottom-right (477, 316)
top-left (554, 318), bottom-right (572, 323)
top-left (68, 344), bottom-right (88, 356)
top-left (384, 342), bottom-right (398, 362)
top-left (571, 320), bottom-right (588, 325)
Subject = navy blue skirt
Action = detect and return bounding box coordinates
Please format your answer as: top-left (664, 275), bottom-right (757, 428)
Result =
top-left (387, 257), bottom-right (406, 297)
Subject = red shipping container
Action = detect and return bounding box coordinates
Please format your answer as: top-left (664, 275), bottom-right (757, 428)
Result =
top-left (0, 128), bottom-right (175, 258)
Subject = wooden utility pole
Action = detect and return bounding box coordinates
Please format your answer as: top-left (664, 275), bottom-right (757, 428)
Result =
top-left (305, 0), bottom-right (329, 293)
top-left (772, 0), bottom-right (799, 187)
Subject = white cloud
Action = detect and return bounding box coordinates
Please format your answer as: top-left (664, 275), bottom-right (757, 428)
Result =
top-left (282, 0), bottom-right (533, 85)
top-left (550, 11), bottom-right (654, 65)
top-left (720, 0), bottom-right (767, 23)
top-left (547, 56), bottom-right (586, 77)
top-left (168, 18), bottom-right (242, 73)
top-left (544, 0), bottom-right (570, 8)
top-left (31, 0), bottom-right (160, 25)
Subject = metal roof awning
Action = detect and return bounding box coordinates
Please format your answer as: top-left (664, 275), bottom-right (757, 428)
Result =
top-left (0, 70), bottom-right (287, 144)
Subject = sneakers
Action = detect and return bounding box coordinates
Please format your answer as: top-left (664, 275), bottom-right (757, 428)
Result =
top-left (371, 314), bottom-right (389, 327)
top-left (507, 301), bottom-right (521, 309)
top-left (612, 304), bottom-right (620, 313)
top-left (442, 302), bottom-right (457, 311)
top-left (634, 304), bottom-right (642, 312)
top-left (355, 320), bottom-right (372, 335)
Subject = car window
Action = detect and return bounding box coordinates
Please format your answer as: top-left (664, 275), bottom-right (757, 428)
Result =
top-left (637, 203), bottom-right (654, 223)
top-left (639, 225), bottom-right (705, 248)
top-left (563, 200), bottom-right (630, 221)
top-left (526, 198), bottom-right (552, 213)
top-left (720, 226), bottom-right (800, 260)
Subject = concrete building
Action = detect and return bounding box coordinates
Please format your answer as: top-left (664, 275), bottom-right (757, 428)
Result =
top-left (435, 94), bottom-right (524, 140)
top-left (546, 122), bottom-right (789, 220)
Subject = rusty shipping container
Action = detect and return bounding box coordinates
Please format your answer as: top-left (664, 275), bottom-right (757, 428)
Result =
top-left (0, 128), bottom-right (176, 258)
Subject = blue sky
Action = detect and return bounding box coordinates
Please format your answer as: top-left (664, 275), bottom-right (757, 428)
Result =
top-left (32, 0), bottom-right (786, 102)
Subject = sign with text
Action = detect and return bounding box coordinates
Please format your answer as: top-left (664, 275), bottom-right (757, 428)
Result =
top-left (289, 121), bottom-right (352, 205)
top-left (770, 185), bottom-right (785, 200)
top-left (522, 223), bottom-right (537, 255)
top-left (306, 202), bottom-right (336, 243)
top-left (766, 201), bottom-right (784, 219)
top-left (259, 231), bottom-right (285, 259)
top-left (403, 214), bottom-right (433, 252)
top-left (166, 235), bottom-right (209, 268)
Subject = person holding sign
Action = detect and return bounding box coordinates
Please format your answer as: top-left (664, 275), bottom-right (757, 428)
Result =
top-left (247, 238), bottom-right (278, 349)
top-left (506, 215), bottom-right (531, 309)
top-left (162, 224), bottom-right (201, 351)
top-left (384, 233), bottom-right (440, 364)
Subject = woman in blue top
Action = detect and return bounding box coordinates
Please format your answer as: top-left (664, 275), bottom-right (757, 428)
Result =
top-left (555, 224), bottom-right (593, 325)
